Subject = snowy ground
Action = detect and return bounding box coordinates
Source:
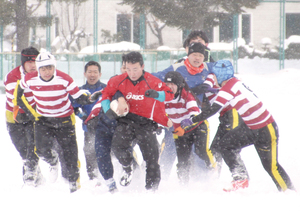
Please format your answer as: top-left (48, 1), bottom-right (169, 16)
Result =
top-left (1, 58), bottom-right (300, 211)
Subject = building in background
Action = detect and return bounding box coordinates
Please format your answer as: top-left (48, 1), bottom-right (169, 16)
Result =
top-left (1, 0), bottom-right (300, 52)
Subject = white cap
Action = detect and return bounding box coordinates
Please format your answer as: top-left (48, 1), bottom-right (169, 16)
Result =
top-left (35, 52), bottom-right (56, 70)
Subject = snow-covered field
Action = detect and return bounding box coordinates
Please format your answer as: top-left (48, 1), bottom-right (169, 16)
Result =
top-left (1, 58), bottom-right (300, 211)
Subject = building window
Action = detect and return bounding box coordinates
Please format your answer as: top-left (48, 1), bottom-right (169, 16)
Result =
top-left (219, 14), bottom-right (233, 43)
top-left (117, 14), bottom-right (131, 42)
top-left (133, 14), bottom-right (140, 44)
top-left (117, 13), bottom-right (141, 44)
top-left (204, 27), bottom-right (214, 43)
top-left (286, 13), bottom-right (300, 39)
top-left (203, 15), bottom-right (215, 43)
top-left (242, 14), bottom-right (251, 44)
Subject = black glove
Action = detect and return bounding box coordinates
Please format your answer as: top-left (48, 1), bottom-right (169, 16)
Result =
top-left (145, 89), bottom-right (159, 98)
top-left (90, 90), bottom-right (102, 102)
top-left (191, 84), bottom-right (210, 95)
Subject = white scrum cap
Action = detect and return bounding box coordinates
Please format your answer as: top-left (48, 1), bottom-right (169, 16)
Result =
top-left (35, 52), bottom-right (56, 70)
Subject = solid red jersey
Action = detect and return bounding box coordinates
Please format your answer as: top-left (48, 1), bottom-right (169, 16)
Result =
top-left (20, 69), bottom-right (84, 118)
top-left (101, 72), bottom-right (174, 127)
top-left (4, 66), bottom-right (35, 114)
top-left (214, 77), bottom-right (274, 129)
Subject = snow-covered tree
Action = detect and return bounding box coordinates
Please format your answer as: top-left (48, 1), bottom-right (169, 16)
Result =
top-left (146, 14), bottom-right (166, 46)
top-left (52, 0), bottom-right (89, 52)
top-left (0, 0), bottom-right (47, 52)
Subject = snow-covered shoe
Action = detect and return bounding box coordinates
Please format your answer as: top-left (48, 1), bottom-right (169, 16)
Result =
top-left (88, 172), bottom-right (97, 180)
top-left (69, 178), bottom-right (81, 193)
top-left (120, 164), bottom-right (133, 187)
top-left (23, 160), bottom-right (44, 187)
top-left (49, 160), bottom-right (59, 183)
top-left (223, 179), bottom-right (249, 192)
top-left (88, 168), bottom-right (100, 181)
top-left (23, 170), bottom-right (37, 186)
top-left (105, 178), bottom-right (118, 193)
top-left (69, 182), bottom-right (77, 193)
top-left (34, 166), bottom-right (45, 186)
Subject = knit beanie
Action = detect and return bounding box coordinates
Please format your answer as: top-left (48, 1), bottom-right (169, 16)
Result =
top-left (188, 42), bottom-right (205, 56)
top-left (21, 47), bottom-right (39, 67)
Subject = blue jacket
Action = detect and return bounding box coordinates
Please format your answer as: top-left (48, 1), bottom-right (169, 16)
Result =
top-left (152, 61), bottom-right (215, 103)
top-left (72, 80), bottom-right (106, 131)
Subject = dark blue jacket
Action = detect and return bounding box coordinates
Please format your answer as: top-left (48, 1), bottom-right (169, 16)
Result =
top-left (152, 62), bottom-right (215, 103)
top-left (72, 80), bottom-right (106, 131)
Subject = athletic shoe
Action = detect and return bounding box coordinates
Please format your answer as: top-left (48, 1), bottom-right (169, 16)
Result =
top-left (88, 169), bottom-right (100, 180)
top-left (223, 179), bottom-right (249, 192)
top-left (69, 178), bottom-right (81, 193)
top-left (120, 164), bottom-right (133, 187)
top-left (105, 178), bottom-right (118, 193)
top-left (69, 181), bottom-right (77, 193)
top-left (23, 170), bottom-right (37, 186)
top-left (34, 166), bottom-right (45, 186)
top-left (49, 160), bottom-right (59, 183)
top-left (23, 160), bottom-right (44, 187)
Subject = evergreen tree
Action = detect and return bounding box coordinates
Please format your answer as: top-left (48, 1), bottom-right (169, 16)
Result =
top-left (120, 0), bottom-right (260, 30)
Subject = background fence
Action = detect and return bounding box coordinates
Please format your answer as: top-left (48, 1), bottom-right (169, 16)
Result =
top-left (0, 50), bottom-right (232, 92)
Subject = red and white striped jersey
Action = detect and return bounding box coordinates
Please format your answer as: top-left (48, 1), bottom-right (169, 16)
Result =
top-left (4, 66), bottom-right (35, 114)
top-left (214, 77), bottom-right (274, 129)
top-left (84, 98), bottom-right (102, 124)
top-left (204, 73), bottom-right (232, 116)
top-left (20, 69), bottom-right (85, 118)
top-left (204, 73), bottom-right (218, 102)
top-left (165, 88), bottom-right (200, 128)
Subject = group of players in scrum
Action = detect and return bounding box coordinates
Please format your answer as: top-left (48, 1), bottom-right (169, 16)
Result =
top-left (5, 30), bottom-right (295, 193)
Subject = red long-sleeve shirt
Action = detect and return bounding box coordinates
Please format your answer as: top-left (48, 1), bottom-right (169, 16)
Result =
top-left (101, 72), bottom-right (174, 127)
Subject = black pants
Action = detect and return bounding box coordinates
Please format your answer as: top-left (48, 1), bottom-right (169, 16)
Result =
top-left (83, 130), bottom-right (98, 179)
top-left (34, 115), bottom-right (79, 183)
top-left (175, 120), bottom-right (214, 184)
top-left (210, 109), bottom-right (241, 165)
top-left (219, 120), bottom-right (294, 191)
top-left (112, 117), bottom-right (160, 190)
top-left (6, 121), bottom-right (39, 171)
